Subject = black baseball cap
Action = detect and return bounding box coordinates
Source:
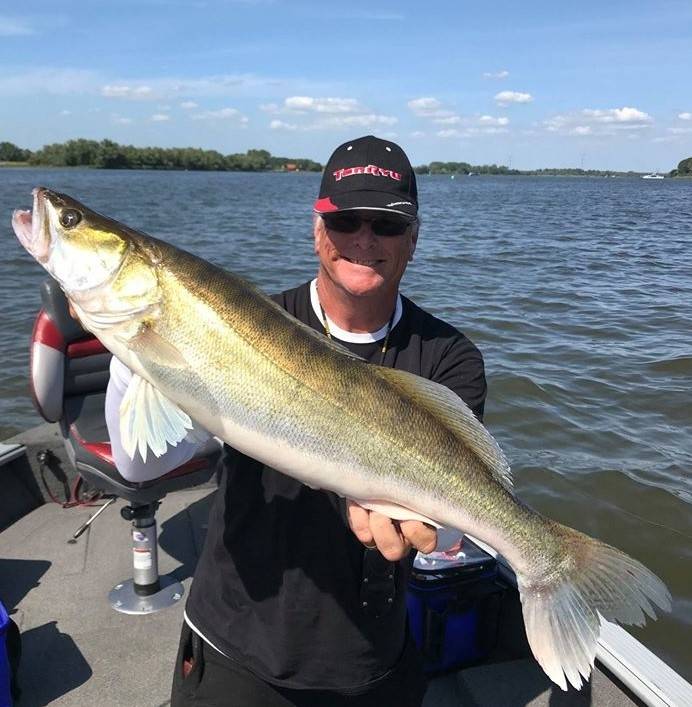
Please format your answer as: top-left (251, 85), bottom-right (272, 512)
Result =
top-left (314, 135), bottom-right (418, 218)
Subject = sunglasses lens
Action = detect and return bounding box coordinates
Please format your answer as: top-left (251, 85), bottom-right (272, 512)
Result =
top-left (371, 218), bottom-right (410, 236)
top-left (323, 213), bottom-right (361, 233)
top-left (322, 213), bottom-right (413, 236)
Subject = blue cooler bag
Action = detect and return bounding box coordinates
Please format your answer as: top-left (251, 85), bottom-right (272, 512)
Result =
top-left (406, 534), bottom-right (503, 674)
top-left (0, 601), bottom-right (12, 707)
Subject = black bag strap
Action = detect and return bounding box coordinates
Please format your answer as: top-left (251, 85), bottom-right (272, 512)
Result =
top-left (360, 548), bottom-right (397, 618)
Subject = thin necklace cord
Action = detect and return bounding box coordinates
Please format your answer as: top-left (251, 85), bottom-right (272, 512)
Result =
top-left (316, 288), bottom-right (395, 366)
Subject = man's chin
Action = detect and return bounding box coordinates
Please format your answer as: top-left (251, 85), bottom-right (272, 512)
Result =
top-left (339, 279), bottom-right (387, 298)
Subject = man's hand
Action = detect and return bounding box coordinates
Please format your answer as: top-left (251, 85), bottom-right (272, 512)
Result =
top-left (346, 500), bottom-right (437, 561)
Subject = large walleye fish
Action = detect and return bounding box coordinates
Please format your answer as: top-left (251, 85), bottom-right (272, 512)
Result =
top-left (13, 187), bottom-right (670, 690)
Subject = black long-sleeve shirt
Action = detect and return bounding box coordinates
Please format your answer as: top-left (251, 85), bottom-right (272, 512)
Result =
top-left (185, 281), bottom-right (486, 692)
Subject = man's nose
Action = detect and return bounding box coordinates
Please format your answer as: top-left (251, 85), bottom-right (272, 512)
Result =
top-left (352, 221), bottom-right (377, 246)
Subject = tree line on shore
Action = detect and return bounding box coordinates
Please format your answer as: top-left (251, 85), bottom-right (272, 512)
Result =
top-left (669, 156), bottom-right (692, 177)
top-left (415, 162), bottom-right (650, 177)
top-left (0, 140), bottom-right (322, 172)
top-left (1, 140), bottom-right (690, 177)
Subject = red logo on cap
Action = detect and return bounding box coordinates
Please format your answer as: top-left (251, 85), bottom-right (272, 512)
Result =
top-left (333, 165), bottom-right (401, 182)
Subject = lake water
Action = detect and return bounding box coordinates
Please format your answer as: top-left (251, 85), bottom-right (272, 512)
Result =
top-left (1, 168), bottom-right (691, 681)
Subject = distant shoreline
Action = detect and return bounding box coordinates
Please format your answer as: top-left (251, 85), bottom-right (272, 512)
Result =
top-left (1, 139), bottom-right (689, 177)
top-left (4, 163), bottom-right (690, 178)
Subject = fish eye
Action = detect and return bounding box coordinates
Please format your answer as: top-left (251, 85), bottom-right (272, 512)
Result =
top-left (60, 209), bottom-right (82, 229)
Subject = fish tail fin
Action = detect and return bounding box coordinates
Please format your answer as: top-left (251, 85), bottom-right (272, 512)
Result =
top-left (517, 524), bottom-right (671, 691)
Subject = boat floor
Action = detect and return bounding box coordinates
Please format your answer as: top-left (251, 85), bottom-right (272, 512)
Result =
top-left (2, 486), bottom-right (643, 707)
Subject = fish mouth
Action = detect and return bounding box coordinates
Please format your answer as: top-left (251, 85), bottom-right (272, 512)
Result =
top-left (11, 187), bottom-right (51, 262)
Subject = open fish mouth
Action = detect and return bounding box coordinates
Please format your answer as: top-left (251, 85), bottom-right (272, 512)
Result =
top-left (11, 187), bottom-right (50, 262)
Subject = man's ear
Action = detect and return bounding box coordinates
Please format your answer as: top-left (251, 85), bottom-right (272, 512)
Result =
top-left (409, 231), bottom-right (418, 261)
top-left (313, 215), bottom-right (323, 255)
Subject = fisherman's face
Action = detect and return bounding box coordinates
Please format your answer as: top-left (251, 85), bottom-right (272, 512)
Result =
top-left (314, 211), bottom-right (417, 299)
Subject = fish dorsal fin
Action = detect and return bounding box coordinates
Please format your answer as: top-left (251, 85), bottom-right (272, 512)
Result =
top-left (119, 373), bottom-right (194, 461)
top-left (375, 367), bottom-right (513, 493)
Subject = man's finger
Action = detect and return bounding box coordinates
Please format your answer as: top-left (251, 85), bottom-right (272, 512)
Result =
top-left (346, 500), bottom-right (375, 546)
top-left (370, 512), bottom-right (409, 561)
top-left (399, 520), bottom-right (437, 555)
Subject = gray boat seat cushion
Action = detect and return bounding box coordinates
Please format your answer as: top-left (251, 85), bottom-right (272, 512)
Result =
top-left (31, 277), bottom-right (221, 503)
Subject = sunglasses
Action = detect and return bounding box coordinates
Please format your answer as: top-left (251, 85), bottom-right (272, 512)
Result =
top-left (322, 212), bottom-right (415, 237)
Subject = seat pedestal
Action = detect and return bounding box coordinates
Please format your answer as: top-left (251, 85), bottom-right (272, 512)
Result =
top-left (108, 501), bottom-right (184, 615)
top-left (109, 576), bottom-right (184, 615)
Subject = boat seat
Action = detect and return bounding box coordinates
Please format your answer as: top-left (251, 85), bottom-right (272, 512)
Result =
top-left (30, 276), bottom-right (223, 613)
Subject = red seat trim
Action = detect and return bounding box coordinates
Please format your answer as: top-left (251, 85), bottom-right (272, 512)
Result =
top-left (69, 425), bottom-right (211, 482)
top-left (32, 309), bottom-right (65, 351)
top-left (67, 336), bottom-right (109, 358)
top-left (156, 458), bottom-right (210, 481)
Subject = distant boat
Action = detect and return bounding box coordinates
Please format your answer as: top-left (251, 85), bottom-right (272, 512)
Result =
top-left (642, 172), bottom-right (664, 179)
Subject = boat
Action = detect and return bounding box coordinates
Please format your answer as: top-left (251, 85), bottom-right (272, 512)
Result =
top-left (642, 173), bottom-right (665, 179)
top-left (1, 282), bottom-right (691, 706)
top-left (3, 428), bottom-right (691, 706)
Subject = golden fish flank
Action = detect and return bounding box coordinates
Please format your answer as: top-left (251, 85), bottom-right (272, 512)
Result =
top-left (12, 187), bottom-right (671, 691)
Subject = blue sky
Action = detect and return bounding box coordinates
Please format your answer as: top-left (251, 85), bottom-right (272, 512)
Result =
top-left (1, 0), bottom-right (691, 170)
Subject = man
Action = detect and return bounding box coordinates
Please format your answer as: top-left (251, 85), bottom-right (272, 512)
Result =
top-left (106, 135), bottom-right (486, 706)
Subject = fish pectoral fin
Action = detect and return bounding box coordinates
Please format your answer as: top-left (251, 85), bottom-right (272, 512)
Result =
top-left (376, 367), bottom-right (513, 493)
top-left (129, 327), bottom-right (188, 369)
top-left (119, 373), bottom-right (193, 461)
top-left (355, 499), bottom-right (443, 528)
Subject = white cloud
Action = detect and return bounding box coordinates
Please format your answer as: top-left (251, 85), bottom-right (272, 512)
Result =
top-left (669, 126), bottom-right (692, 134)
top-left (59, 110), bottom-right (71, 116)
top-left (150, 113), bottom-right (170, 122)
top-left (408, 97), bottom-right (455, 119)
top-left (410, 131), bottom-right (426, 138)
top-left (260, 102), bottom-right (280, 113)
top-left (483, 70), bottom-right (509, 79)
top-left (270, 113), bottom-right (396, 131)
top-left (180, 101), bottom-right (198, 109)
top-left (99, 74), bottom-right (288, 102)
top-left (0, 16), bottom-right (34, 36)
top-left (479, 115), bottom-right (509, 126)
top-left (0, 69), bottom-right (326, 102)
top-left (678, 112), bottom-right (692, 120)
top-left (112, 116), bottom-right (133, 125)
top-left (582, 106), bottom-right (652, 123)
top-left (102, 84), bottom-right (155, 100)
top-left (423, 111), bottom-right (513, 137)
top-left (495, 91), bottom-right (533, 106)
top-left (324, 114), bottom-right (397, 127)
top-left (437, 124), bottom-right (509, 139)
top-left (544, 116), bottom-right (567, 132)
top-left (284, 96), bottom-right (361, 113)
top-left (434, 115), bottom-right (462, 125)
top-left (544, 106), bottom-right (653, 136)
top-left (192, 107), bottom-right (248, 123)
top-left (409, 97), bottom-right (441, 114)
top-left (270, 119), bottom-right (297, 130)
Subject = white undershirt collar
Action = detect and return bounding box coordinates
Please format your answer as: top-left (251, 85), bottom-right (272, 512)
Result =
top-left (310, 278), bottom-right (402, 344)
